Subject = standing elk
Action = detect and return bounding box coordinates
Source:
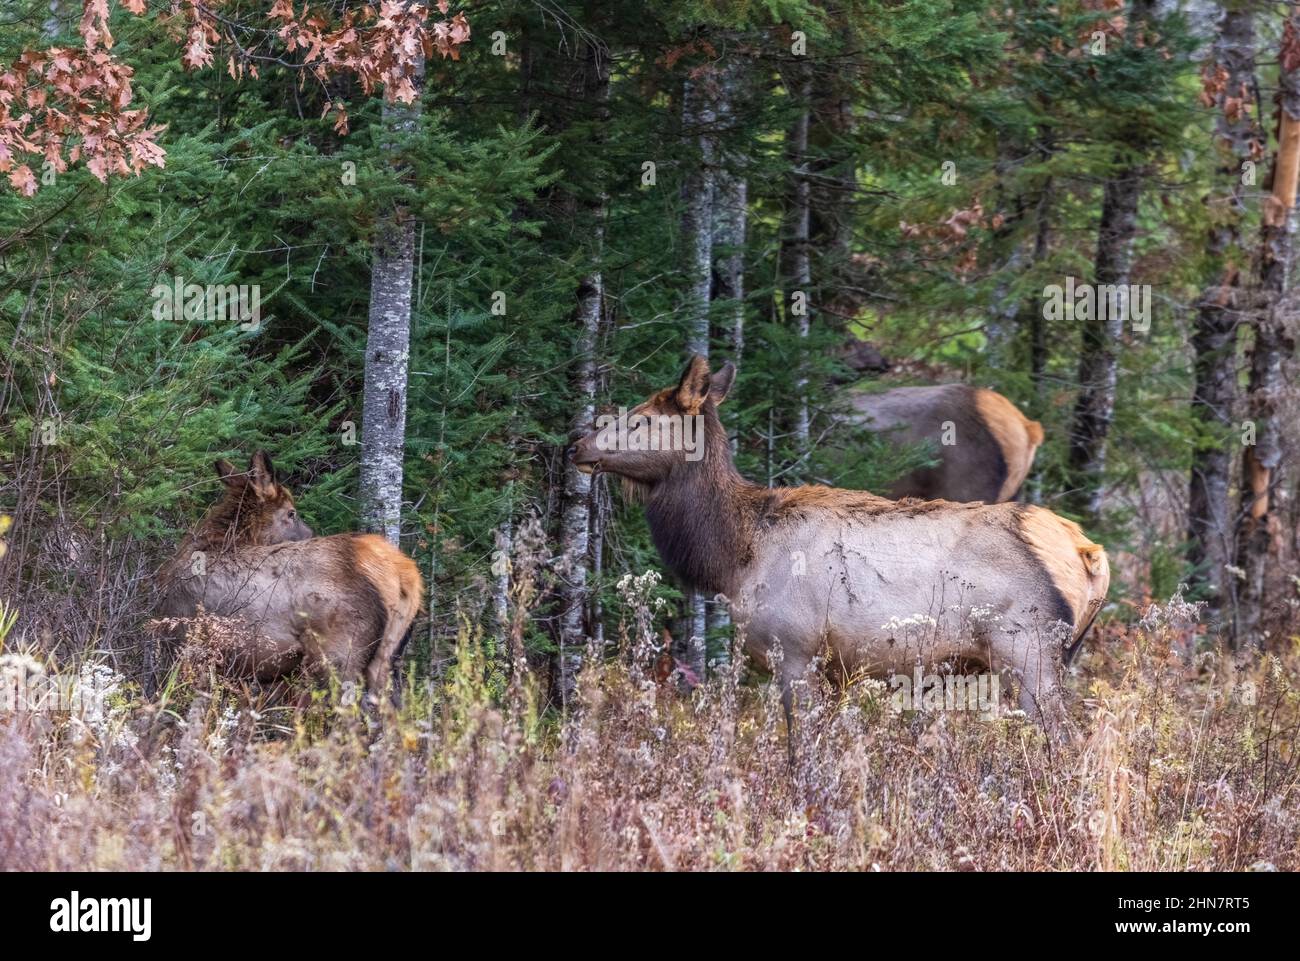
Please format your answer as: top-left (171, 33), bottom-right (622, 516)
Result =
top-left (568, 356), bottom-right (1108, 739)
top-left (158, 451), bottom-right (422, 703)
top-left (846, 384), bottom-right (1045, 503)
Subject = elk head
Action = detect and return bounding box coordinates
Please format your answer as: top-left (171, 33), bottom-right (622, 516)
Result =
top-left (567, 355), bottom-right (735, 489)
top-left (209, 450), bottom-right (314, 547)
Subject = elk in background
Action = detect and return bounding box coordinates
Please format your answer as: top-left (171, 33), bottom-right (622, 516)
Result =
top-left (846, 384), bottom-right (1044, 503)
top-left (835, 340), bottom-right (1044, 504)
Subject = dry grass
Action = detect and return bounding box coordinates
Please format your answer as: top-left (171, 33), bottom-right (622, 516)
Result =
top-left (1, 585), bottom-right (1297, 872)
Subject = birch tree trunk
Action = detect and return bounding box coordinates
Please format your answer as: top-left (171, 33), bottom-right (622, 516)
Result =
top-left (781, 63), bottom-right (813, 456)
top-left (678, 66), bottom-right (719, 683)
top-left (714, 171), bottom-right (747, 360)
top-left (493, 510), bottom-right (512, 653)
top-left (1020, 129), bottom-right (1057, 505)
top-left (1188, 2), bottom-right (1259, 630)
top-left (682, 71), bottom-right (717, 358)
top-left (705, 55), bottom-right (749, 668)
top-left (714, 169), bottom-right (747, 363)
top-left (1236, 8), bottom-right (1300, 646)
top-left (360, 61), bottom-right (424, 545)
top-left (588, 309), bottom-right (614, 660)
top-left (713, 51), bottom-right (748, 366)
top-left (554, 36), bottom-right (610, 706)
top-left (556, 273), bottom-right (601, 702)
top-left (589, 470), bottom-right (609, 655)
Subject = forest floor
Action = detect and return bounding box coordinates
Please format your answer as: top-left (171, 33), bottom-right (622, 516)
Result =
top-left (1, 596), bottom-right (1297, 872)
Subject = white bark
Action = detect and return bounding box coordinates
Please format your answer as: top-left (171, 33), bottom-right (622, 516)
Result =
top-left (681, 73), bottom-right (717, 357)
top-left (555, 38), bottom-right (610, 706)
top-left (783, 66), bottom-right (813, 453)
top-left (712, 51), bottom-right (748, 363)
top-left (706, 59), bottom-right (749, 666)
top-left (360, 73), bottom-right (423, 545)
top-left (493, 516), bottom-right (512, 641)
top-left (676, 67), bottom-right (724, 682)
top-left (557, 271), bottom-right (601, 703)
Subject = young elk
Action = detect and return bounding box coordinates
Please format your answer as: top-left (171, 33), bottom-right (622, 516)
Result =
top-left (158, 451), bottom-right (422, 703)
top-left (568, 357), bottom-right (1108, 738)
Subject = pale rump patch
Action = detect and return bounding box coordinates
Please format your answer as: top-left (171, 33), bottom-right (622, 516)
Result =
top-left (350, 533), bottom-right (425, 692)
top-left (971, 387), bottom-right (1044, 502)
top-left (1010, 505), bottom-right (1110, 639)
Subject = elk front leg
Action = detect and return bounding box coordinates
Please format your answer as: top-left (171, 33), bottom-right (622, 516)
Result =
top-left (995, 630), bottom-right (1069, 741)
top-left (777, 651), bottom-right (815, 770)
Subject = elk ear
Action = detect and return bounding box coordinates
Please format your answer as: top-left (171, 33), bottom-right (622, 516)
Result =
top-left (709, 361), bottom-right (736, 405)
top-left (674, 354), bottom-right (712, 412)
top-left (214, 459), bottom-right (243, 488)
top-left (248, 450), bottom-right (278, 499)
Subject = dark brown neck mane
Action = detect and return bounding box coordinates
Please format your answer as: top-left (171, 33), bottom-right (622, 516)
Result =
top-left (168, 488), bottom-right (265, 570)
top-left (635, 401), bottom-right (913, 596)
top-left (642, 404), bottom-right (760, 597)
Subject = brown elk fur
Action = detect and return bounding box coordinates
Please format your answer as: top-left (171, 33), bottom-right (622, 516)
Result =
top-left (159, 452), bottom-right (423, 701)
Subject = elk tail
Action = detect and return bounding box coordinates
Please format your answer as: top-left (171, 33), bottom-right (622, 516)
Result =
top-left (1024, 418), bottom-right (1045, 448)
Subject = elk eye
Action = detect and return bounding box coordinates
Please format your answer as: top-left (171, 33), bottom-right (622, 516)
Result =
top-left (287, 510), bottom-right (296, 519)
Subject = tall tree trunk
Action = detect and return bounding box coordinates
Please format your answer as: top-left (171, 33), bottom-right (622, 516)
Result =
top-left (588, 471), bottom-right (609, 654)
top-left (588, 310), bottom-right (615, 659)
top-left (1065, 166), bottom-right (1143, 521)
top-left (493, 488), bottom-right (513, 671)
top-left (678, 64), bottom-right (720, 683)
top-left (1236, 9), bottom-right (1300, 646)
top-left (1064, 1), bottom-right (1156, 522)
top-left (681, 70), bottom-right (717, 358)
top-left (1188, 2), bottom-right (1259, 630)
top-left (557, 274), bottom-right (601, 702)
top-left (714, 168), bottom-right (747, 359)
top-left (705, 54), bottom-right (750, 667)
top-left (1022, 128), bottom-right (1056, 505)
top-left (360, 62), bottom-right (424, 545)
top-left (713, 57), bottom-right (747, 366)
top-left (781, 63), bottom-right (813, 455)
top-left (554, 36), bottom-right (610, 707)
